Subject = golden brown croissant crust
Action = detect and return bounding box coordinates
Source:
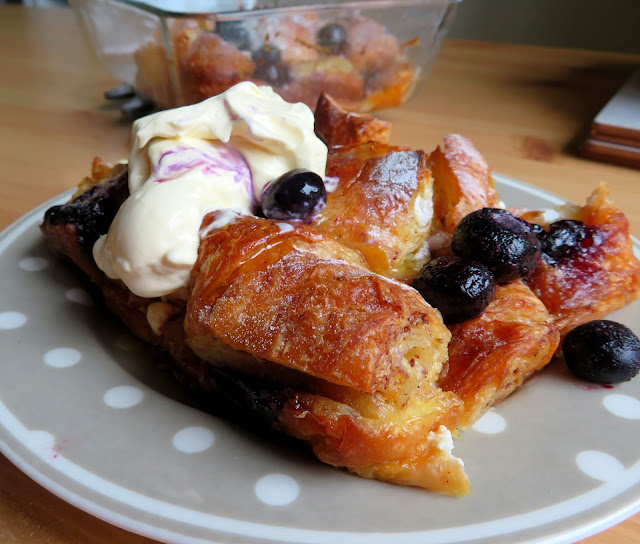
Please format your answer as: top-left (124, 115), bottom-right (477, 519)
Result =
top-left (186, 213), bottom-right (449, 395)
top-left (439, 281), bottom-right (560, 429)
top-left (312, 94), bottom-right (434, 283)
top-left (427, 133), bottom-right (500, 256)
top-left (314, 93), bottom-right (392, 149)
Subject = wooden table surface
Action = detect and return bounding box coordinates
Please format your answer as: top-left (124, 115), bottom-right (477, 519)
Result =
top-left (1, 5), bottom-right (640, 543)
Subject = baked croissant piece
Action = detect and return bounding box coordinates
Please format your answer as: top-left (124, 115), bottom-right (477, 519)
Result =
top-left (40, 92), bottom-right (640, 498)
top-left (519, 184), bottom-right (640, 338)
top-left (439, 281), bottom-right (559, 429)
top-left (427, 133), bottom-right (501, 256)
top-left (312, 94), bottom-right (434, 282)
top-left (422, 136), bottom-right (560, 429)
top-left (187, 212), bottom-right (469, 494)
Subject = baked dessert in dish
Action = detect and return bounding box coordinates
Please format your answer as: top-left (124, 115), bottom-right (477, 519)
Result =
top-left (134, 15), bottom-right (416, 112)
top-left (41, 83), bottom-right (640, 496)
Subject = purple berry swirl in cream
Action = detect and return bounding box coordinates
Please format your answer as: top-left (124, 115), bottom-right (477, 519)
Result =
top-left (93, 82), bottom-right (328, 298)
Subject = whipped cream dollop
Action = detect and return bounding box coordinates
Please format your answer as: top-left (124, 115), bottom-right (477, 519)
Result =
top-left (93, 82), bottom-right (327, 298)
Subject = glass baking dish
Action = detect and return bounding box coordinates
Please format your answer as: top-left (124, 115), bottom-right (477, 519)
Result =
top-left (71, 0), bottom-right (461, 111)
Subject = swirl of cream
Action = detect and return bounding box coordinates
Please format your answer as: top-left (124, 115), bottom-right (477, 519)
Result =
top-left (93, 83), bottom-right (327, 298)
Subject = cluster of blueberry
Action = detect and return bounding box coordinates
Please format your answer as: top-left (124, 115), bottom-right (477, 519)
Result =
top-left (414, 208), bottom-right (539, 325)
top-left (412, 208), bottom-right (640, 384)
top-left (216, 21), bottom-right (348, 88)
top-left (43, 170), bottom-right (129, 250)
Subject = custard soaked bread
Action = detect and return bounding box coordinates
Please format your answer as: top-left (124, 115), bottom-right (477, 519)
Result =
top-left (41, 85), bottom-right (640, 496)
top-left (42, 86), bottom-right (471, 495)
top-left (188, 213), bottom-right (468, 494)
top-left (439, 281), bottom-right (560, 430)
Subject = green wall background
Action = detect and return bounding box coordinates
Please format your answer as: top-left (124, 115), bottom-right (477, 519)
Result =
top-left (448, 0), bottom-right (639, 54)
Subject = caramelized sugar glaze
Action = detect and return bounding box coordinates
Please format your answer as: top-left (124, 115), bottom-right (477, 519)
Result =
top-left (521, 185), bottom-right (640, 337)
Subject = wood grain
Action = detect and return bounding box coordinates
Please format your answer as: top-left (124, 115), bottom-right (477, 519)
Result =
top-left (1, 5), bottom-right (640, 543)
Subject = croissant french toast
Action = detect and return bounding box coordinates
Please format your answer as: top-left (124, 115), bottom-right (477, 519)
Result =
top-left (187, 213), bottom-right (440, 390)
top-left (133, 15), bottom-right (416, 112)
top-left (42, 162), bottom-right (470, 495)
top-left (188, 213), bottom-right (469, 493)
top-left (40, 84), bottom-right (640, 498)
top-left (42, 83), bottom-right (475, 494)
top-left (408, 133), bottom-right (558, 428)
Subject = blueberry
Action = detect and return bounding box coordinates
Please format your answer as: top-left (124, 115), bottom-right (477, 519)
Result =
top-left (252, 44), bottom-right (289, 86)
top-left (261, 169), bottom-right (327, 221)
top-left (413, 256), bottom-right (496, 324)
top-left (42, 168), bottom-right (129, 249)
top-left (452, 208), bottom-right (541, 283)
top-left (317, 23), bottom-right (348, 54)
top-left (216, 20), bottom-right (251, 50)
top-left (539, 220), bottom-right (588, 263)
top-left (252, 44), bottom-right (281, 66)
top-left (563, 320), bottom-right (640, 384)
top-left (254, 61), bottom-right (289, 87)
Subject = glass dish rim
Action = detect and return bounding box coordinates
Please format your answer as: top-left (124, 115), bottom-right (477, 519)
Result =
top-left (101, 0), bottom-right (462, 20)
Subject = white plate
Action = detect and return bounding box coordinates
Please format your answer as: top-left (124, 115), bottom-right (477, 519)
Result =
top-left (1, 174), bottom-right (640, 544)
